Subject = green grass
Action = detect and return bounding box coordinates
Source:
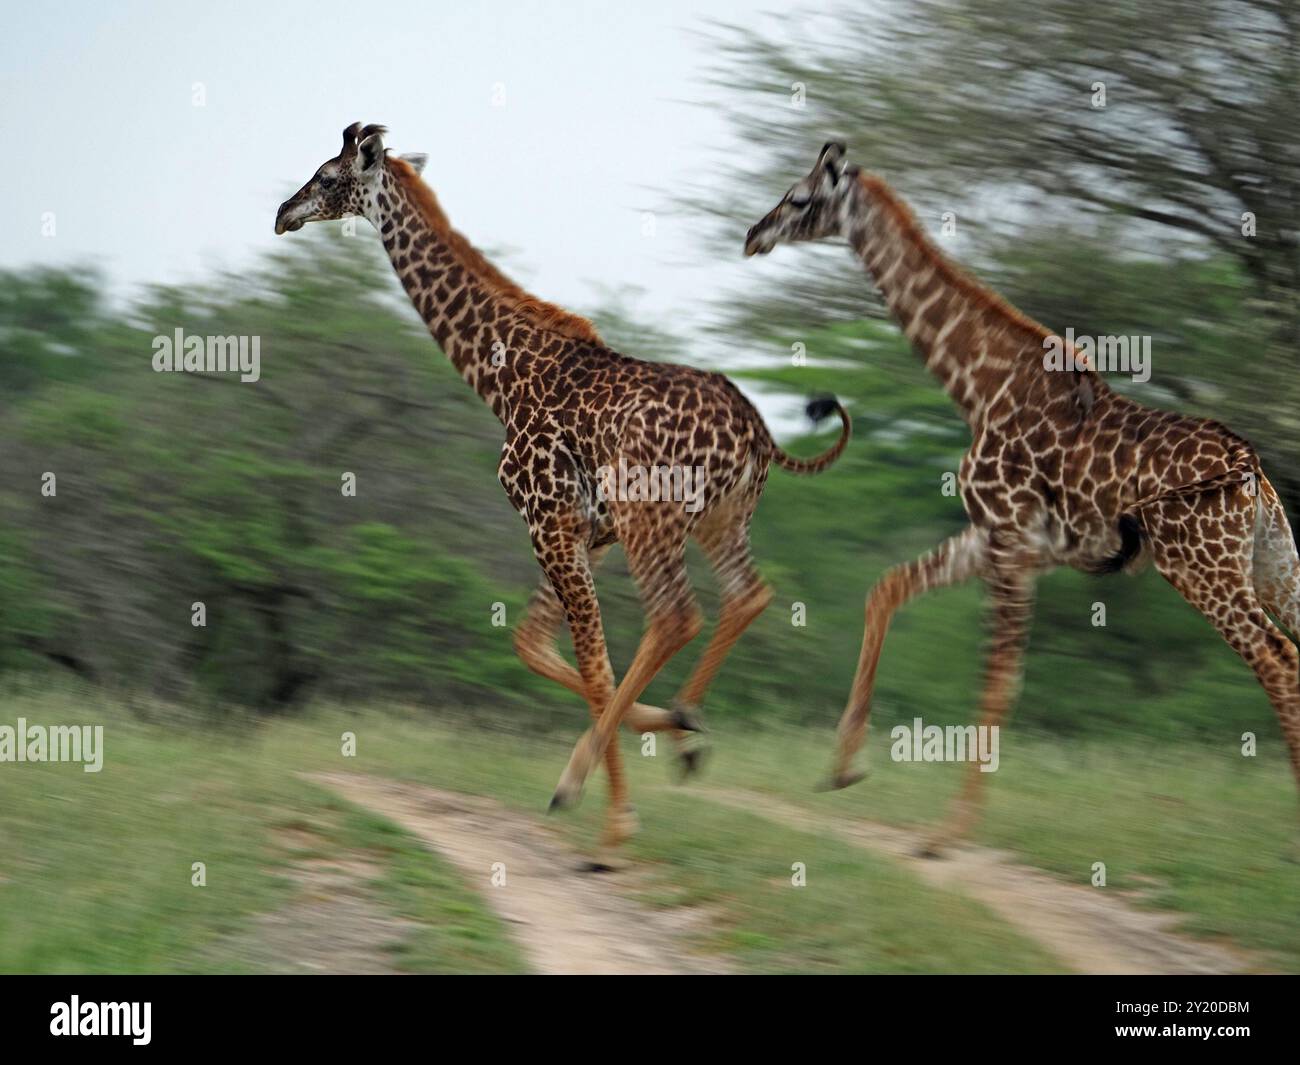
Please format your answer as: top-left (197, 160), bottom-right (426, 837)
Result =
top-left (702, 724), bottom-right (1300, 969)
top-left (1, 686), bottom-right (1297, 973)
top-left (0, 690), bottom-right (522, 974)
top-left (327, 797), bottom-right (527, 974)
top-left (253, 709), bottom-right (1059, 972)
top-left (253, 702), bottom-right (1300, 972)
top-left (614, 791), bottom-right (1061, 972)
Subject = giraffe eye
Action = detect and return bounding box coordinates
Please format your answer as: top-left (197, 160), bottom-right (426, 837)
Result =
top-left (789, 192), bottom-right (811, 208)
top-left (319, 174), bottom-right (336, 189)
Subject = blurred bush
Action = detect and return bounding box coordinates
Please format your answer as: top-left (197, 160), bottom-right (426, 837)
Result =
top-left (3, 0), bottom-right (1295, 746)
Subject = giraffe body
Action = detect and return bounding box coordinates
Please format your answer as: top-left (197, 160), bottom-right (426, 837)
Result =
top-left (747, 143), bottom-right (1300, 849)
top-left (276, 125), bottom-right (849, 857)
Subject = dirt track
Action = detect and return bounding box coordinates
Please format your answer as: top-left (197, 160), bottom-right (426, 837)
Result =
top-left (308, 771), bottom-right (1262, 975)
top-left (702, 786), bottom-right (1263, 975)
top-left (308, 772), bottom-right (731, 975)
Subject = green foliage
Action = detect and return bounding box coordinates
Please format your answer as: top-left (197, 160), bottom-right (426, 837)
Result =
top-left (0, 689), bottom-right (526, 974)
top-left (0, 236), bottom-right (1286, 744)
top-left (690, 0), bottom-right (1300, 515)
top-left (0, 236), bottom-right (545, 711)
top-left (0, 529), bottom-right (52, 669)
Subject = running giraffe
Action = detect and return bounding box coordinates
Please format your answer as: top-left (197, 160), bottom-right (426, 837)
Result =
top-left (275, 124), bottom-right (850, 863)
top-left (746, 141), bottom-right (1300, 852)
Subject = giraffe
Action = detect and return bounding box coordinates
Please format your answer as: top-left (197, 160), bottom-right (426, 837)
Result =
top-left (275, 124), bottom-right (851, 862)
top-left (745, 141), bottom-right (1300, 853)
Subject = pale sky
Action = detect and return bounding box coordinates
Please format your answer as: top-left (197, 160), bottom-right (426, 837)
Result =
top-left (3, 1), bottom-right (813, 334)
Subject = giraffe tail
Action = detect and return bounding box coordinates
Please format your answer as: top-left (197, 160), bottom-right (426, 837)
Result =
top-left (1087, 438), bottom-right (1263, 576)
top-left (771, 396), bottom-right (851, 475)
top-left (1097, 441), bottom-right (1263, 575)
top-left (1130, 446), bottom-right (1261, 512)
top-left (1086, 513), bottom-right (1147, 575)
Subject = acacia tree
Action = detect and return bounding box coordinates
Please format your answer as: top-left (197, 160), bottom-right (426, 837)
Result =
top-left (694, 0), bottom-right (1300, 507)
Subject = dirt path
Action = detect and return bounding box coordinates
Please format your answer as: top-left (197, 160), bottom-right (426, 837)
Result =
top-left (701, 786), bottom-right (1264, 975)
top-left (308, 772), bottom-right (730, 975)
top-left (304, 771), bottom-right (1263, 975)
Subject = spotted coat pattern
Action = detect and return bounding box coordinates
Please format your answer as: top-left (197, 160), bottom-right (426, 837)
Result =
top-left (747, 143), bottom-right (1300, 849)
top-left (276, 124), bottom-right (851, 855)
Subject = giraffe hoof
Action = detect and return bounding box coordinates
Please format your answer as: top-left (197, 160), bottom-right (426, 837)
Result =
top-left (818, 768), bottom-right (866, 792)
top-left (671, 703), bottom-right (706, 732)
top-left (548, 787), bottom-right (579, 813)
top-left (676, 740), bottom-right (711, 780)
top-left (916, 840), bottom-right (947, 860)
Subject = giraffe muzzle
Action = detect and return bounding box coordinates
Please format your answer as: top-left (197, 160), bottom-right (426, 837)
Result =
top-left (274, 201), bottom-right (306, 235)
top-left (744, 225), bottom-right (774, 257)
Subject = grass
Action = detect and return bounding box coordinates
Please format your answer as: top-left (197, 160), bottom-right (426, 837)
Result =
top-left (702, 724), bottom-right (1300, 968)
top-left (256, 710), bottom-right (1060, 972)
top-left (256, 702), bottom-right (1300, 971)
top-left (613, 791), bottom-right (1062, 972)
top-left (1, 685), bottom-right (1296, 972)
top-left (0, 690), bottom-right (522, 974)
top-left (327, 797), bottom-right (527, 974)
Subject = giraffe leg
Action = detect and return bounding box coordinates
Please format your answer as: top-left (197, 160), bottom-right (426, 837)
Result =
top-left (829, 526), bottom-right (986, 790)
top-left (551, 511), bottom-right (701, 811)
top-left (512, 553), bottom-right (684, 735)
top-left (526, 524), bottom-right (642, 860)
top-left (1201, 599), bottom-right (1300, 803)
top-left (921, 551), bottom-right (1035, 857)
top-left (665, 506), bottom-right (773, 778)
top-left (1155, 488), bottom-right (1300, 829)
top-left (670, 581), bottom-right (771, 778)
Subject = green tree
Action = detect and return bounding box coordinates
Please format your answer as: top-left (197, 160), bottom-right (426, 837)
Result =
top-left (694, 0), bottom-right (1300, 510)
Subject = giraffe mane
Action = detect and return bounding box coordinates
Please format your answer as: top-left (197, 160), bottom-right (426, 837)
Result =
top-left (858, 172), bottom-right (1073, 354)
top-left (387, 156), bottom-right (604, 345)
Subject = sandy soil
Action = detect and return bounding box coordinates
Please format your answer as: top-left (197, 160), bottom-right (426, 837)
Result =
top-left (308, 772), bottom-right (731, 975)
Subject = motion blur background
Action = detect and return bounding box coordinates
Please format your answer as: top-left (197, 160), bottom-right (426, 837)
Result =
top-left (2, 0), bottom-right (1298, 974)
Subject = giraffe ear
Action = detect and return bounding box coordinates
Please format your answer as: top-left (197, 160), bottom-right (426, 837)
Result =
top-left (399, 153), bottom-right (428, 176)
top-left (358, 130), bottom-right (386, 172)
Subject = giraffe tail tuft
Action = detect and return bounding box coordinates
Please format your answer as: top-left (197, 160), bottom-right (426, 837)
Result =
top-left (804, 395), bottom-right (841, 422)
top-left (1084, 513), bottom-right (1148, 575)
top-left (772, 396), bottom-right (852, 476)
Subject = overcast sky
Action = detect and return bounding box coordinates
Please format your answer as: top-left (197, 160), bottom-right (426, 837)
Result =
top-left (2, 1), bottom-right (814, 333)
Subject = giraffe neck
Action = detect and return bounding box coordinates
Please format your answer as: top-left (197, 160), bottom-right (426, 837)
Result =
top-left (844, 172), bottom-right (1047, 424)
top-left (362, 160), bottom-right (601, 423)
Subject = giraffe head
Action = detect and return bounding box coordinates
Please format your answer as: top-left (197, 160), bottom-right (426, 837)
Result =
top-left (744, 141), bottom-right (853, 257)
top-left (274, 123), bottom-right (428, 234)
